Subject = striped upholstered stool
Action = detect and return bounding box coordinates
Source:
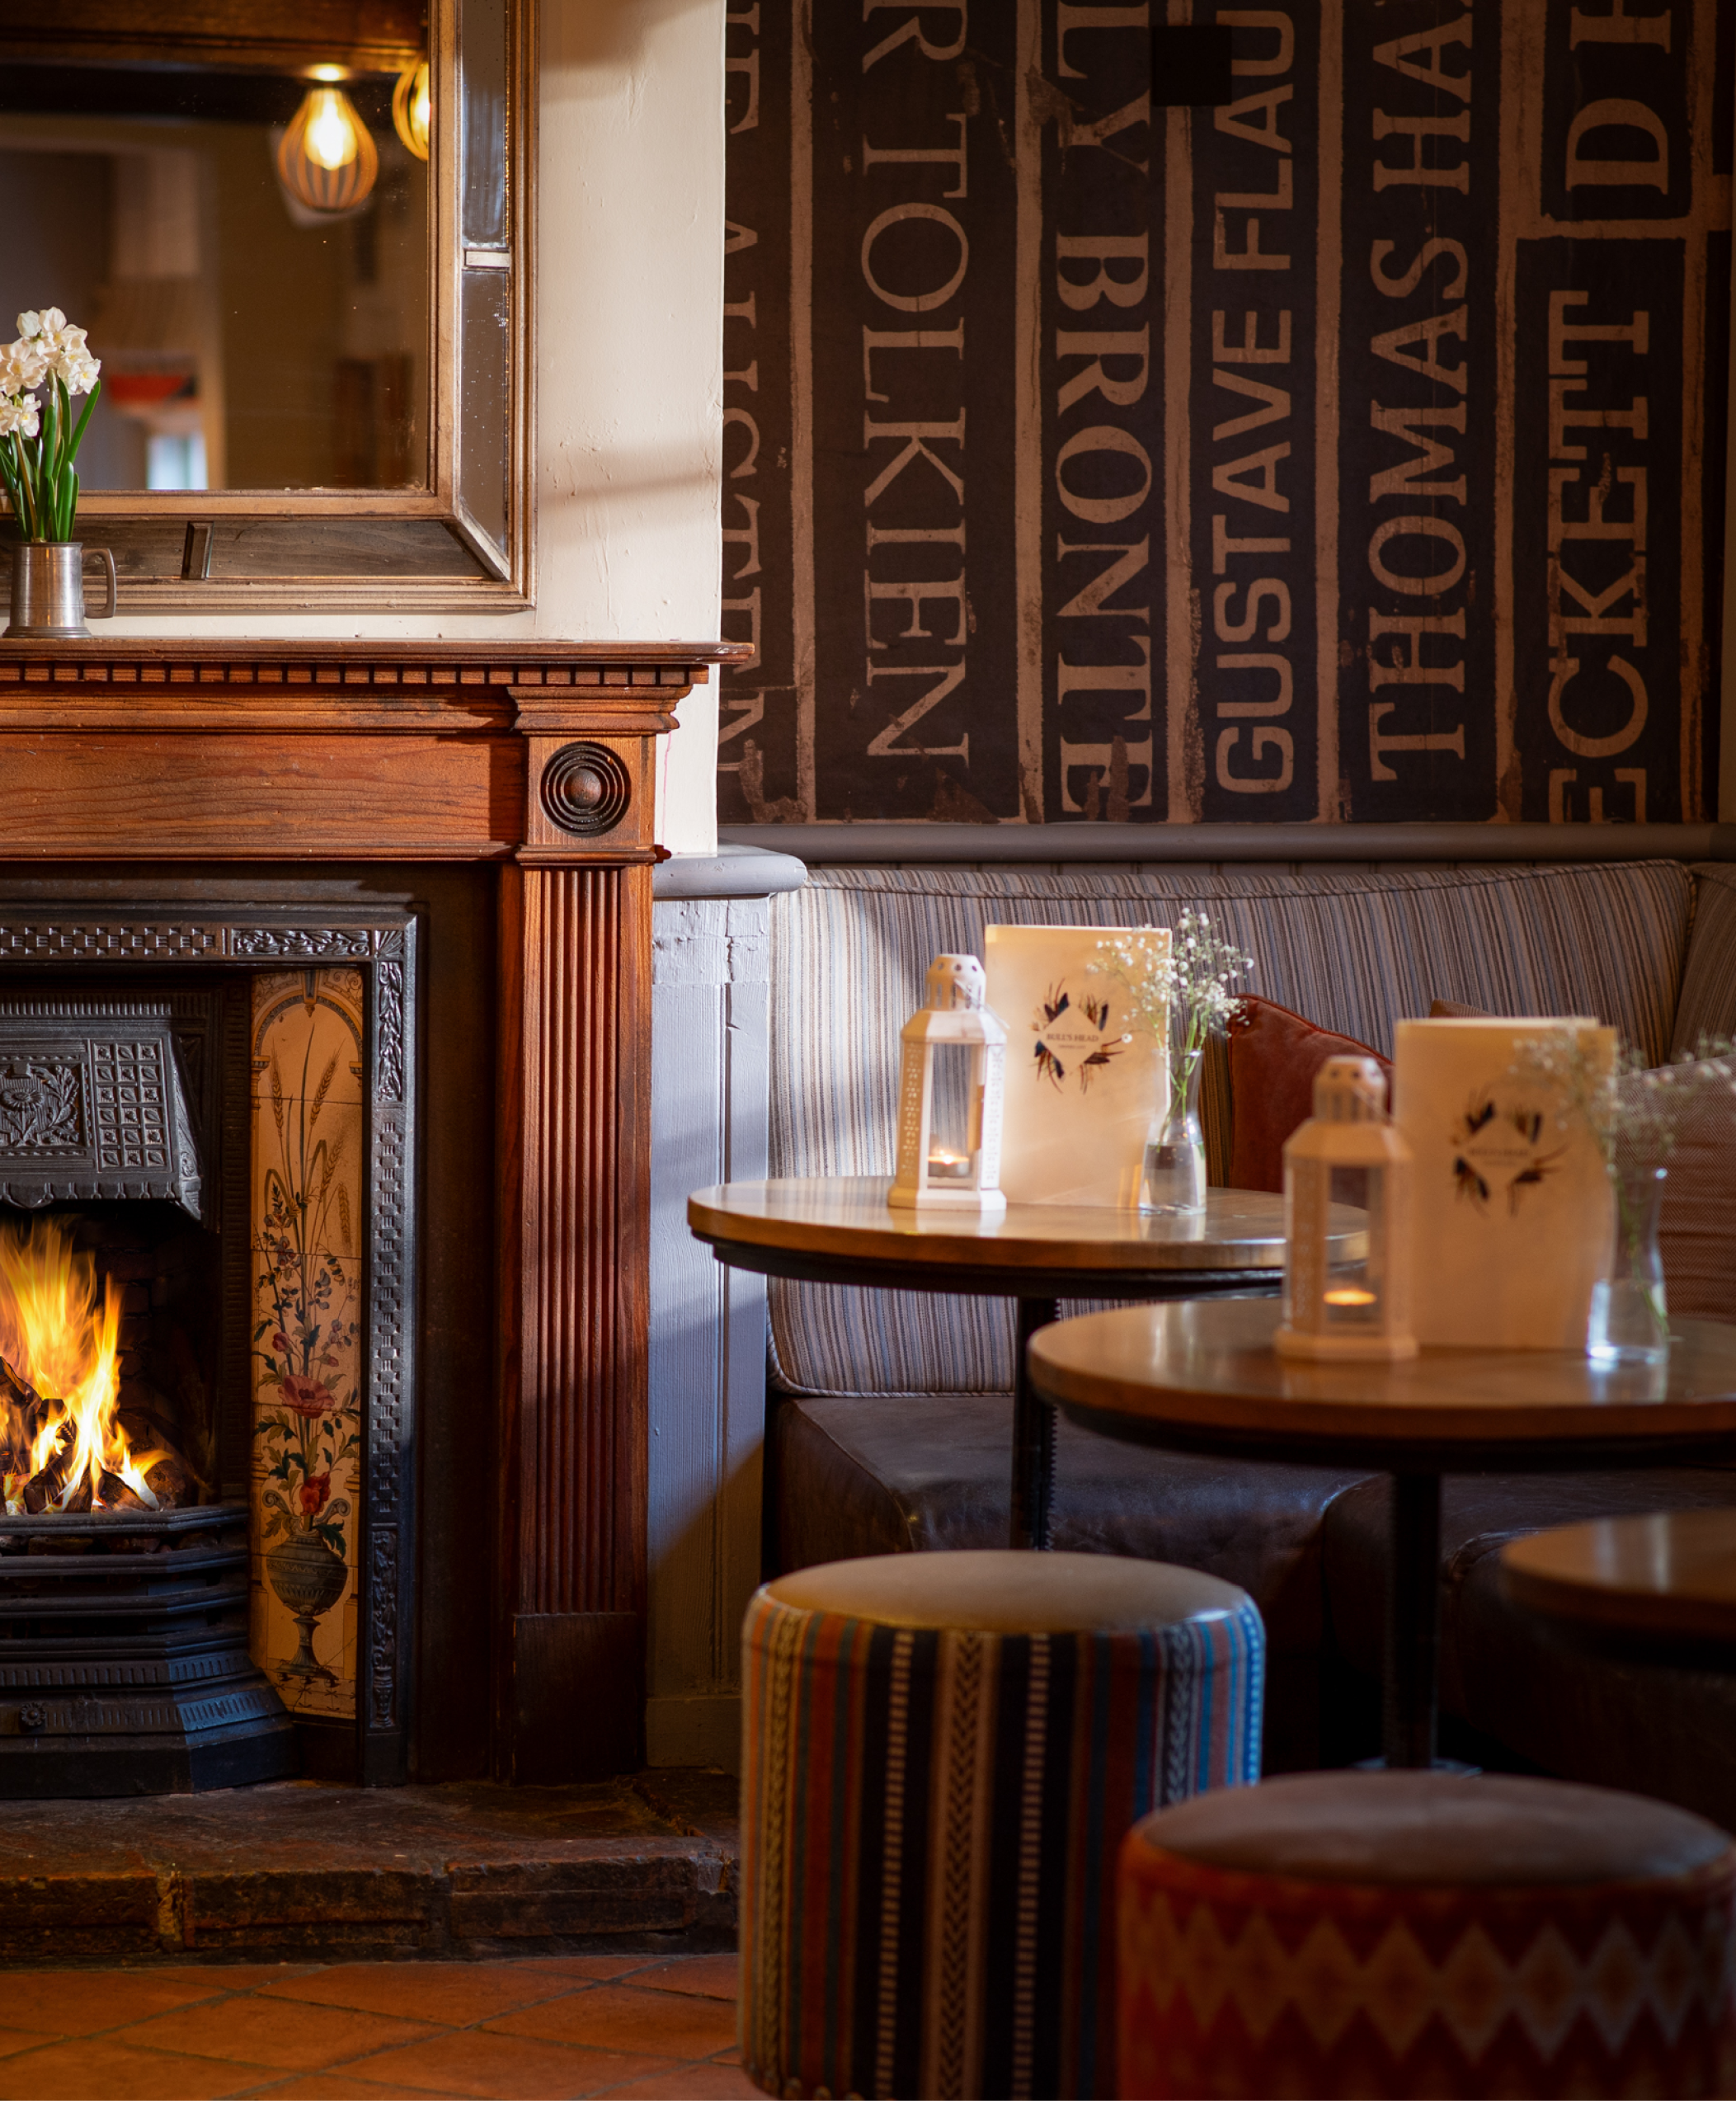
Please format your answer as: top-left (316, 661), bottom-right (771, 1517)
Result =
top-left (741, 1548), bottom-right (1264, 2101)
top-left (1119, 1770), bottom-right (1736, 2099)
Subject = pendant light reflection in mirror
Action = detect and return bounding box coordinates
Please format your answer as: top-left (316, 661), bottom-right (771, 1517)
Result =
top-left (275, 70), bottom-right (379, 214)
top-left (274, 53), bottom-right (429, 219)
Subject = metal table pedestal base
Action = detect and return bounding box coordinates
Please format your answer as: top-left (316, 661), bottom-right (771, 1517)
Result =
top-left (1383, 1471), bottom-right (1442, 1768)
top-left (1012, 1297), bottom-right (1061, 1550)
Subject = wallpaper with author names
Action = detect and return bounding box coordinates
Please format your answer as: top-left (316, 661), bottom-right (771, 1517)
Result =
top-left (717, 0), bottom-right (1731, 827)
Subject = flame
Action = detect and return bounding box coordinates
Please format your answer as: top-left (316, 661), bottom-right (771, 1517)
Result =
top-left (0, 1220), bottom-right (169, 1513)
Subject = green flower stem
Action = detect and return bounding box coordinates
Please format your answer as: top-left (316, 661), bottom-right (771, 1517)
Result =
top-left (2, 374), bottom-right (101, 543)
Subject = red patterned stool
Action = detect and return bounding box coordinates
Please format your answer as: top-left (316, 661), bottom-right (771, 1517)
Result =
top-left (1118, 1770), bottom-right (1736, 2099)
top-left (741, 1549), bottom-right (1265, 2100)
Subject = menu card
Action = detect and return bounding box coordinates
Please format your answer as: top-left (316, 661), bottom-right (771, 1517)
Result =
top-left (1393, 1016), bottom-right (1616, 1349)
top-left (983, 924), bottom-right (1168, 1207)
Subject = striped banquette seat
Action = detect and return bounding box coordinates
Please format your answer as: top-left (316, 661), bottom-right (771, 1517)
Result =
top-left (764, 857), bottom-right (1736, 1802)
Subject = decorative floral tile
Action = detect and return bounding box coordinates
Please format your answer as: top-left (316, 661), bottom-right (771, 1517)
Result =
top-left (248, 969), bottom-right (365, 1720)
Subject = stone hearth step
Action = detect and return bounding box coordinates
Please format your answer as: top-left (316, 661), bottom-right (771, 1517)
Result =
top-left (0, 1771), bottom-right (738, 1965)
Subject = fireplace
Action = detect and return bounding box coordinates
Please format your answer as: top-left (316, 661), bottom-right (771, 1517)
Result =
top-left (0, 635), bottom-right (740, 1791)
top-left (0, 923), bottom-right (418, 1791)
top-left (0, 998), bottom-right (266, 1794)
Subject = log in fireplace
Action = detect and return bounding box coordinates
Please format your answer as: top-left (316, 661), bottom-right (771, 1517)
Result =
top-left (0, 635), bottom-right (739, 1792)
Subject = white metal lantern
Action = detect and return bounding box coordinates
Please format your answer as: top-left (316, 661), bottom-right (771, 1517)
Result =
top-left (889, 953), bottom-right (1007, 1213)
top-left (1275, 1055), bottom-right (1417, 1362)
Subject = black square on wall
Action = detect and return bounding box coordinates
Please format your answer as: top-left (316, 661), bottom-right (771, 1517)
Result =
top-left (1150, 24), bottom-right (1234, 106)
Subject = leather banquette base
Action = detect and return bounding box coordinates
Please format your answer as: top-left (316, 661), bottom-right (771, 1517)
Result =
top-left (773, 1397), bottom-right (1736, 1818)
top-left (770, 1391), bottom-right (1368, 1775)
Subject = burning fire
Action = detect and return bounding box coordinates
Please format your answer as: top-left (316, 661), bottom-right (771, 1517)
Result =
top-left (0, 1218), bottom-right (174, 1514)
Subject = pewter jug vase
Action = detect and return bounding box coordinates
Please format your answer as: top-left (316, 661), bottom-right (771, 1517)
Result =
top-left (5, 542), bottom-right (117, 640)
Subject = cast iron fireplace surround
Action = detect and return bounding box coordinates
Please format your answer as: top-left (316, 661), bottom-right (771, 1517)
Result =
top-left (0, 901), bottom-right (418, 1788)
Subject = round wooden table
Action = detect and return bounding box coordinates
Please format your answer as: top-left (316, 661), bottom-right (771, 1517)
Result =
top-left (687, 1178), bottom-right (1364, 1550)
top-left (1028, 1298), bottom-right (1736, 1767)
top-left (1503, 1510), bottom-right (1736, 1648)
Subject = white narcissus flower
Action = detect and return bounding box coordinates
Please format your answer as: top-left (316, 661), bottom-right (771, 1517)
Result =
top-left (53, 348), bottom-right (100, 396)
top-left (45, 318), bottom-right (99, 395)
top-left (1, 306), bottom-right (102, 539)
top-left (0, 392), bottom-right (40, 440)
top-left (0, 338), bottom-right (48, 393)
top-left (9, 313), bottom-right (101, 396)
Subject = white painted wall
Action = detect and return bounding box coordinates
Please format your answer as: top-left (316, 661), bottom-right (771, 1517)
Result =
top-left (92, 0), bottom-right (727, 854)
top-left (647, 885), bottom-right (771, 1772)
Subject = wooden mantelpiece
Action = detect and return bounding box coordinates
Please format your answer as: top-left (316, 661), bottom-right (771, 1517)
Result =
top-left (0, 634), bottom-right (746, 1785)
top-left (0, 641), bottom-right (720, 862)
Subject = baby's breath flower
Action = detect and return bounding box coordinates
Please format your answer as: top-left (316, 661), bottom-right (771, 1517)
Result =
top-left (1512, 1032), bottom-right (1736, 1289)
top-left (1091, 909), bottom-right (1254, 1097)
top-left (1511, 1030), bottom-right (1736, 1172)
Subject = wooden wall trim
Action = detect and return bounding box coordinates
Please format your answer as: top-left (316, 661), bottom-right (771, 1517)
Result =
top-left (720, 820), bottom-right (1736, 866)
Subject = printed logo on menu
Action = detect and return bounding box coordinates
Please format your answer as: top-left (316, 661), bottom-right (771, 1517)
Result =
top-left (1031, 984), bottom-right (1131, 1092)
top-left (1449, 1085), bottom-right (1564, 1216)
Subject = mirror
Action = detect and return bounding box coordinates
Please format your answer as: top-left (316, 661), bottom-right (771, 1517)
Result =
top-left (0, 1), bottom-right (530, 611)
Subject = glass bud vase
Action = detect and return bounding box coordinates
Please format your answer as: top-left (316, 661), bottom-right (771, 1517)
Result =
top-left (1587, 1162), bottom-right (1669, 1366)
top-left (1142, 1053), bottom-right (1207, 1216)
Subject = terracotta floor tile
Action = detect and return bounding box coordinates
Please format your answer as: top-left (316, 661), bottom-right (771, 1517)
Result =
top-left (504, 1955), bottom-right (647, 1981)
top-left (624, 1953), bottom-right (739, 2001)
top-left (250, 2076), bottom-right (460, 2100)
top-left (146, 1965), bottom-right (327, 1992)
top-left (592, 2064), bottom-right (764, 2101)
top-left (0, 2036), bottom-right (279, 2100)
top-left (0, 1970), bottom-right (228, 2036)
top-left (488, 1984), bottom-right (737, 2059)
top-left (258, 1960), bottom-right (576, 2026)
top-left (112, 1995), bottom-right (441, 2073)
top-left (344, 2027), bottom-right (678, 2099)
top-left (0, 2028), bottom-right (59, 2062)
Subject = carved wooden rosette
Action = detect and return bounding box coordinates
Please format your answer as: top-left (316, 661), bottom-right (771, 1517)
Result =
top-left (0, 638), bottom-right (737, 1786)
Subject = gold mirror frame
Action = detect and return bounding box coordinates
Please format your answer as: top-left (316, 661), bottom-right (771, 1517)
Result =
top-left (0, 0), bottom-right (536, 614)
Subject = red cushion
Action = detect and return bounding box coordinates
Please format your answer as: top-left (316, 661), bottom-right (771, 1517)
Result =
top-left (1226, 996), bottom-right (1391, 1193)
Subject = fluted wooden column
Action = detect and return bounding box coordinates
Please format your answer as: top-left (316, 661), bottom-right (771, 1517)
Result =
top-left (496, 685), bottom-right (674, 1782)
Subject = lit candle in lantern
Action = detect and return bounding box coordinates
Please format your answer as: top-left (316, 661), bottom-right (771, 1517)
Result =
top-left (889, 954), bottom-right (1007, 1215)
top-left (1276, 1055), bottom-right (1416, 1362)
top-left (927, 1146), bottom-right (972, 1180)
